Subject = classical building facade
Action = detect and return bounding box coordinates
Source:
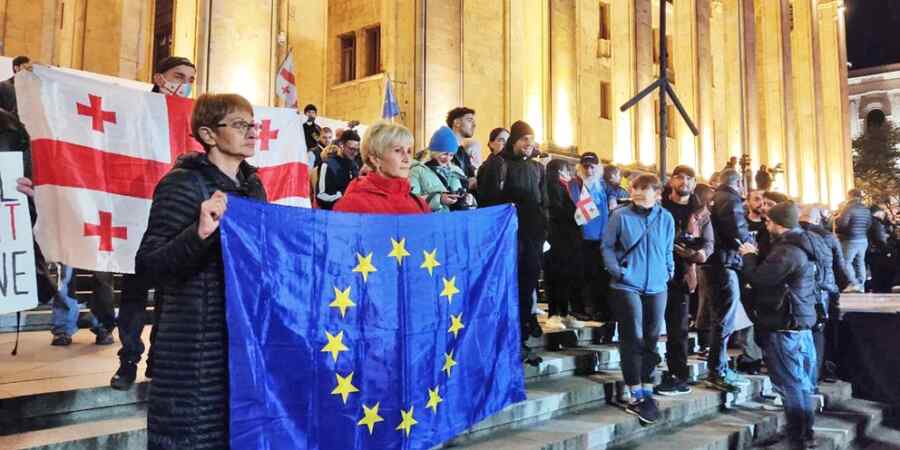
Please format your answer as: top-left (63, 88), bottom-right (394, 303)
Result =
top-left (0, 0), bottom-right (852, 205)
top-left (849, 63), bottom-right (900, 137)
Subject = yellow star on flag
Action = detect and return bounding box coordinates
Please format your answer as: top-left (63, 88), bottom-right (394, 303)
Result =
top-left (388, 238), bottom-right (411, 265)
top-left (352, 252), bottom-right (377, 282)
top-left (357, 402), bottom-right (384, 435)
top-left (331, 372), bottom-right (359, 404)
top-left (440, 277), bottom-right (460, 304)
top-left (420, 249), bottom-right (441, 276)
top-left (442, 351), bottom-right (458, 377)
top-left (320, 330), bottom-right (349, 362)
top-left (448, 313), bottom-right (465, 338)
top-left (426, 386), bottom-right (443, 413)
top-left (328, 286), bottom-right (356, 318)
top-left (395, 405), bottom-right (418, 436)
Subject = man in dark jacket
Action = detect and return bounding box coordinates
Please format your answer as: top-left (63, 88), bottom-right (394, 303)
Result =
top-left (739, 202), bottom-right (819, 449)
top-left (800, 204), bottom-right (851, 383)
top-left (137, 93), bottom-right (267, 450)
top-left (657, 165), bottom-right (714, 396)
top-left (834, 189), bottom-right (872, 292)
top-left (867, 206), bottom-right (893, 293)
top-left (316, 129), bottom-right (360, 210)
top-left (446, 107), bottom-right (477, 189)
top-left (110, 56), bottom-right (197, 390)
top-left (477, 120), bottom-right (547, 364)
top-left (0, 55), bottom-right (29, 119)
top-left (301, 104), bottom-right (321, 152)
top-left (706, 169), bottom-right (752, 392)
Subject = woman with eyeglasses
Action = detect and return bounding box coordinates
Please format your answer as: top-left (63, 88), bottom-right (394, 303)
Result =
top-left (136, 93), bottom-right (267, 450)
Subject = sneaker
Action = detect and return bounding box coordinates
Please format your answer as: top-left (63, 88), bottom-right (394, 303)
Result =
top-left (51, 334), bottom-right (72, 346)
top-left (543, 316), bottom-right (567, 332)
top-left (561, 315), bottom-right (585, 329)
top-left (529, 315), bottom-right (544, 338)
top-left (705, 375), bottom-right (741, 393)
top-left (624, 397), bottom-right (660, 425)
top-left (110, 360), bottom-right (138, 391)
top-left (723, 368), bottom-right (752, 386)
top-left (521, 346), bottom-right (543, 367)
top-left (655, 372), bottom-right (692, 396)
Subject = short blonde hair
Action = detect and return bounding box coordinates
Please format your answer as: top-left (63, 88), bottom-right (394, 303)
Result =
top-left (361, 121), bottom-right (414, 166)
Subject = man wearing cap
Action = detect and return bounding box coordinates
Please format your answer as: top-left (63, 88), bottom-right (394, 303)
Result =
top-left (110, 56), bottom-right (197, 390)
top-left (409, 126), bottom-right (468, 212)
top-left (302, 104), bottom-right (321, 153)
top-left (574, 152), bottom-right (612, 323)
top-left (477, 120), bottom-right (548, 365)
top-left (657, 165), bottom-right (713, 396)
top-left (739, 202), bottom-right (819, 449)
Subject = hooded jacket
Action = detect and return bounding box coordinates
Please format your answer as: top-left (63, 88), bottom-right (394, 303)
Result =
top-left (408, 158), bottom-right (466, 212)
top-left (544, 161), bottom-right (584, 278)
top-left (136, 152), bottom-right (266, 450)
top-left (801, 222), bottom-right (852, 294)
top-left (602, 204), bottom-right (675, 295)
top-left (741, 228), bottom-right (819, 332)
top-left (333, 172), bottom-right (429, 214)
top-left (476, 145), bottom-right (548, 241)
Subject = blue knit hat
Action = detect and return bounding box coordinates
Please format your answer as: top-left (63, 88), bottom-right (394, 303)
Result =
top-left (428, 126), bottom-right (459, 153)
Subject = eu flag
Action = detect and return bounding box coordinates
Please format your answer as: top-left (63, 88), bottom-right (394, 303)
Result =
top-left (221, 197), bottom-right (526, 450)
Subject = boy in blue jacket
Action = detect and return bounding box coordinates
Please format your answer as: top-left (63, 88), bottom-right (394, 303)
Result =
top-left (602, 174), bottom-right (674, 425)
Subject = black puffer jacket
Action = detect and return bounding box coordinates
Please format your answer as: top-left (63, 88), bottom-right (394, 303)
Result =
top-left (741, 229), bottom-right (819, 332)
top-left (476, 146), bottom-right (548, 241)
top-left (544, 161), bottom-right (583, 279)
top-left (801, 222), bottom-right (852, 293)
top-left (136, 152), bottom-right (266, 450)
top-left (710, 185), bottom-right (751, 269)
top-left (834, 200), bottom-right (872, 241)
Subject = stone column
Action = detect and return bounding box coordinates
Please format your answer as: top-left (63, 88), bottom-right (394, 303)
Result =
top-left (199, 0), bottom-right (276, 106)
top-left (817, 0), bottom-right (851, 206)
top-left (548, 0), bottom-right (577, 149)
top-left (289, 0), bottom-right (327, 112)
top-left (890, 93), bottom-right (900, 128)
top-left (696, 0), bottom-right (716, 179)
top-left (634, 0), bottom-right (654, 166)
top-left (848, 98), bottom-right (860, 138)
top-left (611, 0), bottom-right (652, 165)
top-left (462, 0), bottom-right (506, 146)
top-left (790, 0), bottom-right (822, 203)
top-left (673, 0), bottom-right (700, 171)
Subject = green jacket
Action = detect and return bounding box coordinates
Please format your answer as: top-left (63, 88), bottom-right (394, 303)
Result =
top-left (409, 159), bottom-right (466, 212)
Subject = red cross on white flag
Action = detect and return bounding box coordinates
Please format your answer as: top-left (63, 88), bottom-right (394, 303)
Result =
top-left (275, 51), bottom-right (297, 108)
top-left (16, 65), bottom-right (310, 273)
top-left (574, 184), bottom-right (601, 226)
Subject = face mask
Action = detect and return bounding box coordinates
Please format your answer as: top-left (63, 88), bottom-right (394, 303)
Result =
top-left (161, 78), bottom-right (192, 97)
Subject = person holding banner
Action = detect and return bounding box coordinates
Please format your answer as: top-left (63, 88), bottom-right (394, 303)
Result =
top-left (135, 93), bottom-right (266, 450)
top-left (111, 56), bottom-right (198, 391)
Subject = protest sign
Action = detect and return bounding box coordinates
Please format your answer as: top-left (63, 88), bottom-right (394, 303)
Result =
top-left (0, 152), bottom-right (37, 315)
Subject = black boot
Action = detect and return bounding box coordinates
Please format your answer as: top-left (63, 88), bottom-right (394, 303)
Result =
top-left (110, 360), bottom-right (137, 390)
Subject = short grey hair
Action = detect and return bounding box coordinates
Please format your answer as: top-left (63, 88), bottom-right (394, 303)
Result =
top-left (361, 121), bottom-right (414, 166)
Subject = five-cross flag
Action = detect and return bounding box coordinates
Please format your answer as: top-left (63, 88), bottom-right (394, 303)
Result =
top-left (16, 65), bottom-right (310, 274)
top-left (573, 183), bottom-right (600, 226)
top-left (275, 50), bottom-right (298, 108)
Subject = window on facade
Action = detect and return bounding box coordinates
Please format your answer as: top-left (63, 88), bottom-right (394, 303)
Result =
top-left (599, 2), bottom-right (610, 40)
top-left (600, 81), bottom-right (611, 119)
top-left (340, 33), bottom-right (357, 83)
top-left (364, 26), bottom-right (382, 76)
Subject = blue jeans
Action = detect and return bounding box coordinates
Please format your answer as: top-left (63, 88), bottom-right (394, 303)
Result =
top-left (51, 266), bottom-right (97, 337)
top-left (841, 239), bottom-right (868, 287)
top-left (611, 288), bottom-right (667, 386)
top-left (708, 267), bottom-right (741, 377)
top-left (761, 330), bottom-right (817, 444)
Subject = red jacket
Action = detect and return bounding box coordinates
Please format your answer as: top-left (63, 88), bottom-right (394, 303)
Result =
top-left (333, 172), bottom-right (430, 214)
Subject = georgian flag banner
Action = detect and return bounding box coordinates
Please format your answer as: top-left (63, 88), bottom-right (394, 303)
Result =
top-left (275, 50), bottom-right (298, 108)
top-left (15, 65), bottom-right (311, 274)
top-left (573, 183), bottom-right (601, 226)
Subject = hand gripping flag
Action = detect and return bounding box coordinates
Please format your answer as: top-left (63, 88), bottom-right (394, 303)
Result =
top-left (275, 50), bottom-right (298, 108)
top-left (573, 183), bottom-right (601, 226)
top-left (221, 199), bottom-right (527, 450)
top-left (15, 65), bottom-right (310, 273)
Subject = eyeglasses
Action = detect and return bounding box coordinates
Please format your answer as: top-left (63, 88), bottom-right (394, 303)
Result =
top-left (216, 120), bottom-right (259, 135)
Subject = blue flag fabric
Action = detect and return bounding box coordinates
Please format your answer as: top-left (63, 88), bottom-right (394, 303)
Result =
top-left (382, 77), bottom-right (400, 119)
top-left (221, 197), bottom-right (526, 450)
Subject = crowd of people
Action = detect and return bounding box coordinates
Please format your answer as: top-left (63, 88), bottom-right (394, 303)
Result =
top-left (3, 53), bottom-right (900, 450)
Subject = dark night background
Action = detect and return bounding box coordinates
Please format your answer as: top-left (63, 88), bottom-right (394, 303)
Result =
top-left (845, 0), bottom-right (900, 70)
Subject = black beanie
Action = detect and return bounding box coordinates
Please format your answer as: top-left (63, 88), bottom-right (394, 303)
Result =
top-left (508, 120), bottom-right (535, 147)
top-left (768, 201), bottom-right (799, 229)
